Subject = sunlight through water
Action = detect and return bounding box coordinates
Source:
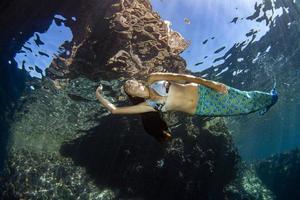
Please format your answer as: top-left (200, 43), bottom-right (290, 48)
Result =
top-left (151, 0), bottom-right (285, 72)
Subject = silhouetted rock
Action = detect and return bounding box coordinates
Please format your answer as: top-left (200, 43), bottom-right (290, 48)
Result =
top-left (60, 116), bottom-right (240, 199)
top-left (256, 148), bottom-right (300, 200)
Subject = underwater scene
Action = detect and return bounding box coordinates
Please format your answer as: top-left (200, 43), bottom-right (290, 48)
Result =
top-left (1, 0), bottom-right (300, 199)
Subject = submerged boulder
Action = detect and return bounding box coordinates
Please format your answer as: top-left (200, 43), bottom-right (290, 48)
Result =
top-left (46, 0), bottom-right (188, 80)
top-left (256, 148), bottom-right (300, 200)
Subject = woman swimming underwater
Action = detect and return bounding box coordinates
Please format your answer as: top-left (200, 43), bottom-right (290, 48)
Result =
top-left (96, 72), bottom-right (278, 117)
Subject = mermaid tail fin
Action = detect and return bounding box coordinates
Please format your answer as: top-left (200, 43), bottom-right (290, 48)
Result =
top-left (259, 87), bottom-right (278, 115)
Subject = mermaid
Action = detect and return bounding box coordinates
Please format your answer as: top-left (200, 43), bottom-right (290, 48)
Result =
top-left (96, 72), bottom-right (278, 141)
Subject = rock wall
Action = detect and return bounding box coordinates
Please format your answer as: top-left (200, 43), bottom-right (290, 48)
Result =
top-left (0, 77), bottom-right (240, 199)
top-left (47, 0), bottom-right (188, 80)
top-left (256, 148), bottom-right (300, 200)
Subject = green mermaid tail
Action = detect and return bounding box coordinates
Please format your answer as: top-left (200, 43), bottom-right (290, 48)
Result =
top-left (195, 84), bottom-right (278, 116)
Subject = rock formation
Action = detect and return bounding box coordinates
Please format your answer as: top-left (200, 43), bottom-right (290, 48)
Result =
top-left (256, 148), bottom-right (300, 200)
top-left (47, 0), bottom-right (188, 80)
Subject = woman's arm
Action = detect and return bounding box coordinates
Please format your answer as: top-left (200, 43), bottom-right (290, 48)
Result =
top-left (96, 86), bottom-right (156, 114)
top-left (148, 72), bottom-right (228, 94)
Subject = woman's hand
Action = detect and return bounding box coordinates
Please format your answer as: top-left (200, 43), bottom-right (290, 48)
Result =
top-left (96, 85), bottom-right (116, 113)
top-left (96, 85), bottom-right (105, 101)
top-left (96, 85), bottom-right (103, 94)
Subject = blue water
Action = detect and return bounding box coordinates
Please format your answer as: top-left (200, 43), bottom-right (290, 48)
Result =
top-left (152, 0), bottom-right (300, 161)
top-left (151, 0), bottom-right (277, 72)
top-left (1, 0), bottom-right (300, 198)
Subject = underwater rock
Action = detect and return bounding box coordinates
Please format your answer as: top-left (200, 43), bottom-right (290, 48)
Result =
top-left (225, 163), bottom-right (274, 200)
top-left (45, 0), bottom-right (188, 80)
top-left (256, 148), bottom-right (300, 200)
top-left (58, 106), bottom-right (241, 200)
top-left (2, 148), bottom-right (114, 200)
top-left (1, 77), bottom-right (119, 199)
top-left (0, 76), bottom-right (242, 199)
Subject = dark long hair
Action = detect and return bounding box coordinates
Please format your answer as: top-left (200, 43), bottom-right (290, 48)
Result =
top-left (123, 83), bottom-right (172, 143)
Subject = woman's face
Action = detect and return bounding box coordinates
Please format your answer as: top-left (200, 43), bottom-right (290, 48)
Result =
top-left (124, 80), bottom-right (149, 98)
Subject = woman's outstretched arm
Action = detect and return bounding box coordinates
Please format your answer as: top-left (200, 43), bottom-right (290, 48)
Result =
top-left (148, 72), bottom-right (228, 94)
top-left (96, 86), bottom-right (156, 114)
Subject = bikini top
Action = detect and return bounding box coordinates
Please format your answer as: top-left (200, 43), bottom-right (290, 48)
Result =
top-left (146, 80), bottom-right (170, 112)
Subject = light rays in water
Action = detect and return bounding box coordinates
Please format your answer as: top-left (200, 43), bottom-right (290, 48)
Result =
top-left (151, 0), bottom-right (284, 72)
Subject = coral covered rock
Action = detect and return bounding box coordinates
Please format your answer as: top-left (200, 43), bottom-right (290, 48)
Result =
top-left (46, 0), bottom-right (188, 80)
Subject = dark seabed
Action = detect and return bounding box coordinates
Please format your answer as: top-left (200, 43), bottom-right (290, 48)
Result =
top-left (1, 0), bottom-right (300, 199)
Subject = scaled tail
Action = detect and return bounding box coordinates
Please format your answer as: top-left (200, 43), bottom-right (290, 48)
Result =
top-left (259, 83), bottom-right (278, 115)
